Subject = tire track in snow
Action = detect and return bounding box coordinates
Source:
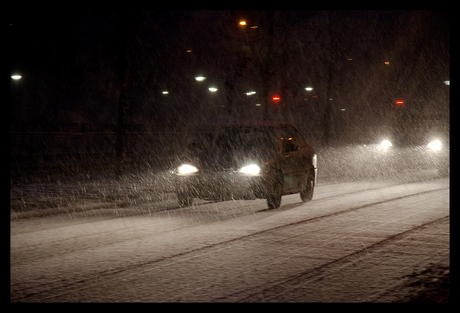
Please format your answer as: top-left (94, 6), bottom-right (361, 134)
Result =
top-left (221, 215), bottom-right (449, 302)
top-left (9, 180), bottom-right (407, 258)
top-left (11, 180), bottom-right (448, 302)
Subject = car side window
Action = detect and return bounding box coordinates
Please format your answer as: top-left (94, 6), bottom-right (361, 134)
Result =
top-left (281, 126), bottom-right (307, 152)
top-left (289, 126), bottom-right (307, 148)
top-left (281, 126), bottom-right (297, 152)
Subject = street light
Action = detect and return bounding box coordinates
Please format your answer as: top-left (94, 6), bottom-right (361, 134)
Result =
top-left (305, 87), bottom-right (313, 91)
top-left (11, 74), bottom-right (22, 80)
top-left (208, 87), bottom-right (218, 92)
top-left (194, 76), bottom-right (206, 82)
top-left (239, 20), bottom-right (247, 26)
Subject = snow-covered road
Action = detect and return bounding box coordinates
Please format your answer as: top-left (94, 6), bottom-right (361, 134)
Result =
top-left (10, 173), bottom-right (449, 302)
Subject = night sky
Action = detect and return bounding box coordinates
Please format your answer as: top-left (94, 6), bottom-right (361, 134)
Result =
top-left (9, 11), bottom-right (449, 134)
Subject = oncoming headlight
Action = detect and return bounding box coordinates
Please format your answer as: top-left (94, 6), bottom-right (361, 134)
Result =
top-left (427, 140), bottom-right (442, 151)
top-left (380, 140), bottom-right (392, 149)
top-left (178, 164), bottom-right (198, 174)
top-left (240, 164), bottom-right (261, 175)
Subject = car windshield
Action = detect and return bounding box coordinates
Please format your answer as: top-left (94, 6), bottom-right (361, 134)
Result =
top-left (214, 127), bottom-right (276, 150)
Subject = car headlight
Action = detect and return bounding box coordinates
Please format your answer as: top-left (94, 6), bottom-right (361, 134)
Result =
top-left (178, 164), bottom-right (198, 174)
top-left (427, 140), bottom-right (442, 151)
top-left (240, 164), bottom-right (261, 175)
top-left (380, 140), bottom-right (392, 149)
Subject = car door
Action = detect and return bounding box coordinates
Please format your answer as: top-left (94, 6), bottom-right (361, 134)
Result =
top-left (280, 125), bottom-right (311, 192)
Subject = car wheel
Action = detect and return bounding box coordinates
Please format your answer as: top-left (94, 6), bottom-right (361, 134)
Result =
top-left (300, 171), bottom-right (315, 203)
top-left (177, 193), bottom-right (193, 207)
top-left (267, 171), bottom-right (283, 210)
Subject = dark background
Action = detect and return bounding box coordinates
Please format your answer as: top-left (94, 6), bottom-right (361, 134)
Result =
top-left (9, 10), bottom-right (449, 173)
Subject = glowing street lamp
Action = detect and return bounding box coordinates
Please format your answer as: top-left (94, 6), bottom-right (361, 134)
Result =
top-left (194, 76), bottom-right (206, 82)
top-left (11, 74), bottom-right (22, 80)
top-left (208, 87), bottom-right (218, 92)
top-left (305, 86), bottom-right (313, 91)
top-left (239, 20), bottom-right (247, 26)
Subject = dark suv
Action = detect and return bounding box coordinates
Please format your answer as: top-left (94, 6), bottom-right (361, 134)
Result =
top-left (174, 122), bottom-right (317, 209)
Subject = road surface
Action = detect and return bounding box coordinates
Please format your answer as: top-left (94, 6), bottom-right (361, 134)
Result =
top-left (10, 172), bottom-right (449, 302)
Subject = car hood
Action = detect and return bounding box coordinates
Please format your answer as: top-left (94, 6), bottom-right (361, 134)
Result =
top-left (192, 148), bottom-right (278, 171)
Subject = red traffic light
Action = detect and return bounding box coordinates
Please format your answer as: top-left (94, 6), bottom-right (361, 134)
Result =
top-left (396, 100), bottom-right (404, 105)
top-left (272, 96), bottom-right (281, 102)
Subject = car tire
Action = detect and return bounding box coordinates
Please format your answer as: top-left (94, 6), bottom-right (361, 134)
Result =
top-left (177, 193), bottom-right (193, 207)
top-left (300, 170), bottom-right (315, 203)
top-left (267, 171), bottom-right (283, 210)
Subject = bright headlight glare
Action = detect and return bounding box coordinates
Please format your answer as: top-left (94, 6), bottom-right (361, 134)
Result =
top-left (380, 140), bottom-right (392, 149)
top-left (178, 164), bottom-right (198, 174)
top-left (427, 140), bottom-right (442, 151)
top-left (240, 164), bottom-right (261, 175)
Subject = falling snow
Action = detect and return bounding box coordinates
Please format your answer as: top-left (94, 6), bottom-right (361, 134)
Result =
top-left (10, 11), bottom-right (449, 302)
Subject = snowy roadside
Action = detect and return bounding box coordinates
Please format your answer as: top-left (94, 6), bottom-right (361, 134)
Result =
top-left (395, 262), bottom-right (450, 302)
top-left (10, 145), bottom-right (443, 221)
top-left (10, 167), bottom-right (178, 220)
